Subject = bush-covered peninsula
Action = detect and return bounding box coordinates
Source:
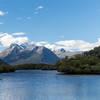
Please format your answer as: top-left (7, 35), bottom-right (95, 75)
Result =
top-left (56, 46), bottom-right (100, 74)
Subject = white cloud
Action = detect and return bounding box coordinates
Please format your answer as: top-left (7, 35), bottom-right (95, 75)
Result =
top-left (30, 39), bottom-right (100, 51)
top-left (12, 32), bottom-right (25, 36)
top-left (0, 11), bottom-right (8, 16)
top-left (34, 5), bottom-right (44, 15)
top-left (35, 6), bottom-right (44, 10)
top-left (54, 39), bottom-right (100, 51)
top-left (0, 32), bottom-right (100, 52)
top-left (36, 41), bottom-right (48, 46)
top-left (0, 33), bottom-right (28, 47)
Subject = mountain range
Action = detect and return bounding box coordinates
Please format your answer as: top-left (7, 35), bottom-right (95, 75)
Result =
top-left (0, 43), bottom-right (82, 65)
top-left (0, 44), bottom-right (59, 65)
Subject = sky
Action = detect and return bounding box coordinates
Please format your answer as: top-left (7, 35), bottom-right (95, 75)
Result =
top-left (0, 0), bottom-right (100, 51)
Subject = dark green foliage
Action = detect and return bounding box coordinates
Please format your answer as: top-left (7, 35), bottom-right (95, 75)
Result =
top-left (56, 46), bottom-right (100, 74)
top-left (84, 46), bottom-right (100, 57)
top-left (0, 59), bottom-right (15, 73)
top-left (53, 60), bottom-right (62, 69)
top-left (0, 65), bottom-right (15, 73)
top-left (14, 64), bottom-right (54, 70)
top-left (57, 54), bottom-right (100, 74)
top-left (0, 63), bottom-right (54, 73)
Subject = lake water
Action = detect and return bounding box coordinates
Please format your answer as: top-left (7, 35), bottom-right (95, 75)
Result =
top-left (0, 70), bottom-right (100, 100)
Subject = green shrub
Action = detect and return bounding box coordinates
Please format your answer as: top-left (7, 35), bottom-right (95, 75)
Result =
top-left (57, 54), bottom-right (100, 74)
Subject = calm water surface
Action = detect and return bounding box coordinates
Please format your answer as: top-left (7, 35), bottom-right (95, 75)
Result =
top-left (0, 70), bottom-right (100, 100)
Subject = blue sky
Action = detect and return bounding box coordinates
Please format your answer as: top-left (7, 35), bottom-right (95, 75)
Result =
top-left (0, 0), bottom-right (100, 51)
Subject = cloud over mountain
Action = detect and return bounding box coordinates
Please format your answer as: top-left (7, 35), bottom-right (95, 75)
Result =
top-left (0, 33), bottom-right (28, 47)
top-left (0, 33), bottom-right (100, 51)
top-left (54, 39), bottom-right (100, 51)
top-left (33, 39), bottom-right (100, 51)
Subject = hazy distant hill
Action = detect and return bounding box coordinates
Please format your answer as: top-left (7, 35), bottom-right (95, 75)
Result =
top-left (53, 48), bottom-right (83, 58)
top-left (0, 44), bottom-right (59, 65)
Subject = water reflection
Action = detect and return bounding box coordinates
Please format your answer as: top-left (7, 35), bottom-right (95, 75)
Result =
top-left (0, 70), bottom-right (100, 100)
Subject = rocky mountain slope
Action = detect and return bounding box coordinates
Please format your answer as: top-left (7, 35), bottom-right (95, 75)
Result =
top-left (0, 44), bottom-right (59, 65)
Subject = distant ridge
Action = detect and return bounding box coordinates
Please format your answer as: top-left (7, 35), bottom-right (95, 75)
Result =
top-left (53, 48), bottom-right (83, 58)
